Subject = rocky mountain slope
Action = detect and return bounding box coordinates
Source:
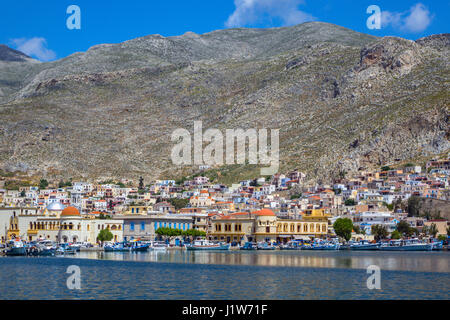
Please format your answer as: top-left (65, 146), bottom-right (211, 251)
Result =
top-left (0, 22), bottom-right (448, 183)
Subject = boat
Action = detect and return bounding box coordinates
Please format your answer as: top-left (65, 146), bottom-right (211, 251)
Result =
top-left (380, 239), bottom-right (434, 251)
top-left (5, 239), bottom-right (27, 256)
top-left (279, 240), bottom-right (302, 250)
top-left (431, 240), bottom-right (444, 251)
top-left (147, 241), bottom-right (167, 251)
top-left (29, 240), bottom-right (57, 256)
top-left (350, 240), bottom-right (381, 251)
top-left (311, 239), bottom-right (340, 250)
top-left (256, 242), bottom-right (277, 250)
top-left (104, 241), bottom-right (149, 252)
top-left (240, 242), bottom-right (257, 250)
top-left (129, 240), bottom-right (149, 252)
top-left (185, 240), bottom-right (230, 251)
top-left (56, 243), bottom-right (77, 255)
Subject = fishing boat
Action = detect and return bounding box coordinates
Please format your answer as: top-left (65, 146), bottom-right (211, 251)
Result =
top-left (256, 241), bottom-right (277, 250)
top-left (279, 240), bottom-right (302, 250)
top-left (380, 239), bottom-right (434, 251)
top-left (240, 242), bottom-right (257, 250)
top-left (29, 240), bottom-right (57, 256)
top-left (185, 240), bottom-right (230, 251)
top-left (431, 240), bottom-right (444, 251)
top-left (56, 243), bottom-right (77, 255)
top-left (5, 239), bottom-right (27, 256)
top-left (129, 239), bottom-right (149, 252)
top-left (147, 241), bottom-right (168, 251)
top-left (311, 239), bottom-right (340, 250)
top-left (350, 240), bottom-right (381, 251)
top-left (104, 241), bottom-right (149, 252)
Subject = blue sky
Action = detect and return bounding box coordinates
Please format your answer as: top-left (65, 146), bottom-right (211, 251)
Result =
top-left (1, 0), bottom-right (448, 61)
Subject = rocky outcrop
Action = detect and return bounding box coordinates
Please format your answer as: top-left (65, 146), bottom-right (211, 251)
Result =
top-left (0, 23), bottom-right (448, 182)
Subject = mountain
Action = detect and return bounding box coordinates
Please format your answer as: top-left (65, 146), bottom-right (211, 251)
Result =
top-left (0, 22), bottom-right (448, 183)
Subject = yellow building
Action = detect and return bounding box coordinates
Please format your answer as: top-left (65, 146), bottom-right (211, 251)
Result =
top-left (123, 205), bottom-right (148, 215)
top-left (208, 208), bottom-right (330, 244)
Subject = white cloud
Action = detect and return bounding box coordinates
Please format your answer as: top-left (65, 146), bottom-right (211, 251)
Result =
top-left (381, 3), bottom-right (433, 33)
top-left (225, 0), bottom-right (315, 28)
top-left (10, 37), bottom-right (56, 61)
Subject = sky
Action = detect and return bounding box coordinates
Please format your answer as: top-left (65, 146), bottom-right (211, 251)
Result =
top-left (1, 0), bottom-right (448, 61)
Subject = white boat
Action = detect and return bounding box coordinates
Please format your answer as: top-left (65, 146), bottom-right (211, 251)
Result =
top-left (380, 239), bottom-right (434, 251)
top-left (5, 239), bottom-right (27, 256)
top-left (185, 240), bottom-right (230, 251)
top-left (350, 240), bottom-right (381, 250)
top-left (147, 241), bottom-right (168, 251)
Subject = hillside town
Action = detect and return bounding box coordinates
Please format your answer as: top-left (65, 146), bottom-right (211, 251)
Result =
top-left (1, 159), bottom-right (449, 246)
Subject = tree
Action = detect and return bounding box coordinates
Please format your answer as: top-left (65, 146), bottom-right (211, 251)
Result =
top-left (138, 176), bottom-right (144, 191)
top-left (391, 230), bottom-right (401, 239)
top-left (372, 225), bottom-right (388, 241)
top-left (407, 196), bottom-right (421, 217)
top-left (20, 190), bottom-right (26, 197)
top-left (437, 234), bottom-right (447, 242)
top-left (396, 220), bottom-right (411, 235)
top-left (165, 198), bottom-right (189, 210)
top-left (381, 166), bottom-right (391, 171)
top-left (97, 228), bottom-right (113, 245)
top-left (353, 224), bottom-right (361, 234)
top-left (344, 199), bottom-right (356, 206)
top-left (333, 218), bottom-right (353, 241)
top-left (447, 226), bottom-right (450, 236)
top-left (39, 179), bottom-right (49, 190)
top-left (428, 223), bottom-right (438, 238)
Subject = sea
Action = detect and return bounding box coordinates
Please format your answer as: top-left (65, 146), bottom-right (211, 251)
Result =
top-left (0, 250), bottom-right (448, 299)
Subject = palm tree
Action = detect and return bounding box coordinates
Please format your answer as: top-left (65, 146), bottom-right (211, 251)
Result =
top-left (428, 223), bottom-right (438, 238)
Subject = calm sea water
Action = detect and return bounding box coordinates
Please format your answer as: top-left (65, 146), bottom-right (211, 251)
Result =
top-left (0, 250), bottom-right (449, 299)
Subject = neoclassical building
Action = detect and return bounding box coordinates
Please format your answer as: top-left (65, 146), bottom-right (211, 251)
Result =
top-left (208, 208), bottom-right (330, 244)
top-left (6, 203), bottom-right (123, 244)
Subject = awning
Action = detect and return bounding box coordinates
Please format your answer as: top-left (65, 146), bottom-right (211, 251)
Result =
top-left (294, 235), bottom-right (311, 240)
top-left (278, 235), bottom-right (292, 238)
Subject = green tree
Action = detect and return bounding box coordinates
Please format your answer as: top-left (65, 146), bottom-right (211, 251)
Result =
top-left (396, 220), bottom-right (411, 235)
top-left (381, 166), bottom-right (391, 171)
top-left (165, 198), bottom-right (190, 210)
top-left (407, 196), bottom-right (421, 217)
top-left (372, 225), bottom-right (389, 241)
top-left (39, 179), bottom-right (49, 190)
top-left (353, 224), bottom-right (361, 234)
top-left (447, 226), bottom-right (450, 236)
top-left (437, 235), bottom-right (447, 242)
top-left (20, 190), bottom-right (26, 197)
top-left (428, 223), bottom-right (438, 238)
top-left (390, 230), bottom-right (401, 239)
top-left (344, 199), bottom-right (356, 206)
top-left (333, 218), bottom-right (353, 241)
top-left (97, 228), bottom-right (114, 245)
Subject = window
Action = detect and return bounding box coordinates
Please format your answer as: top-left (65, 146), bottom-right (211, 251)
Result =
top-left (141, 222), bottom-right (145, 231)
top-left (130, 222), bottom-right (135, 231)
top-left (215, 224), bottom-right (222, 232)
top-left (225, 224), bottom-right (231, 232)
top-left (234, 224), bottom-right (242, 232)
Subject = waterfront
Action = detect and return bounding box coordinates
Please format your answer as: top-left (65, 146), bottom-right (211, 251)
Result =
top-left (0, 251), bottom-right (449, 299)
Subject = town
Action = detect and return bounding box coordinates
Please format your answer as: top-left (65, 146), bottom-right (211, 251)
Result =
top-left (1, 158), bottom-right (449, 252)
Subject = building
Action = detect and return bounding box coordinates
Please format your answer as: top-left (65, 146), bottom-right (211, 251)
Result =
top-left (4, 205), bottom-right (123, 244)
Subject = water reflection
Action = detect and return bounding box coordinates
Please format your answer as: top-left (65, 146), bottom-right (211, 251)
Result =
top-left (71, 250), bottom-right (450, 273)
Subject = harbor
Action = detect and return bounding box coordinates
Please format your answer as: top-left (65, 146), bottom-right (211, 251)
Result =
top-left (0, 250), bottom-right (449, 299)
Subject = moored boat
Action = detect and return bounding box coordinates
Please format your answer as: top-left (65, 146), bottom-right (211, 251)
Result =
top-left (256, 242), bottom-right (277, 250)
top-left (350, 240), bottom-right (381, 251)
top-left (185, 240), bottom-right (230, 250)
top-left (380, 239), bottom-right (434, 251)
top-left (5, 239), bottom-right (27, 256)
top-left (240, 242), bottom-right (257, 250)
